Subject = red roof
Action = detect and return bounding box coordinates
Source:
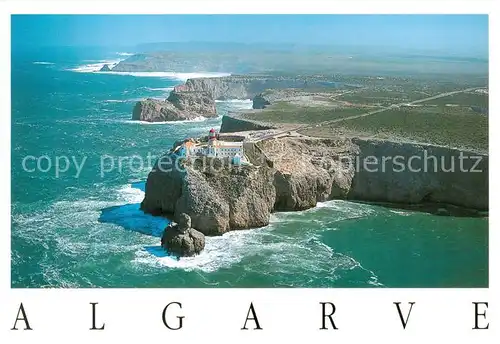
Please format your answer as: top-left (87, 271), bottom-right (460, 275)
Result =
top-left (209, 128), bottom-right (215, 133)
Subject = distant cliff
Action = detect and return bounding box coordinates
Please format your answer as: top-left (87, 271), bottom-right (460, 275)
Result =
top-left (132, 90), bottom-right (217, 122)
top-left (175, 75), bottom-right (340, 100)
top-left (99, 64), bottom-right (112, 72)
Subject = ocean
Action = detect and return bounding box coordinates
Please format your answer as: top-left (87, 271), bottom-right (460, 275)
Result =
top-left (11, 48), bottom-right (488, 288)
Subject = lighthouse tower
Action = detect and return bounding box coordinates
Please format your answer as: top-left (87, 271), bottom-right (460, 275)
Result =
top-left (208, 128), bottom-right (217, 141)
top-left (207, 128), bottom-right (217, 157)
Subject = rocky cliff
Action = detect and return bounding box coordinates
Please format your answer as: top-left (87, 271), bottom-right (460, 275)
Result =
top-left (167, 90), bottom-right (217, 115)
top-left (261, 137), bottom-right (488, 211)
top-left (99, 64), bottom-right (112, 72)
top-left (141, 137), bottom-right (358, 234)
top-left (265, 137), bottom-right (488, 211)
top-left (175, 75), bottom-right (340, 100)
top-left (257, 137), bottom-right (358, 210)
top-left (141, 135), bottom-right (487, 236)
top-left (220, 113), bottom-right (276, 133)
top-left (141, 154), bottom-right (276, 235)
top-left (348, 139), bottom-right (488, 210)
top-left (132, 91), bottom-right (217, 122)
top-left (252, 93), bottom-right (272, 109)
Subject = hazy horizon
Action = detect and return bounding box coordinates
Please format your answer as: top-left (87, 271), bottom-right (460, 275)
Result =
top-left (12, 15), bottom-right (488, 59)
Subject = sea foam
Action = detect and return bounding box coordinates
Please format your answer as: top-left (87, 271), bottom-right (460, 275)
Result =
top-left (68, 59), bottom-right (123, 73)
top-left (68, 59), bottom-right (231, 80)
top-left (121, 116), bottom-right (209, 125)
top-left (132, 226), bottom-right (273, 273)
top-left (215, 99), bottom-right (252, 103)
top-left (95, 71), bottom-right (231, 80)
top-left (145, 87), bottom-right (174, 92)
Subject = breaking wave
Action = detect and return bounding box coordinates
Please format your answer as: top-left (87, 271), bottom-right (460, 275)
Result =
top-left (68, 59), bottom-right (231, 81)
top-left (104, 97), bottom-right (165, 103)
top-left (68, 59), bottom-right (123, 73)
top-left (95, 71), bottom-right (231, 80)
top-left (12, 176), bottom-right (384, 287)
top-left (215, 99), bottom-right (252, 103)
top-left (121, 116), bottom-right (209, 125)
top-left (131, 199), bottom-right (384, 287)
top-left (145, 87), bottom-right (174, 92)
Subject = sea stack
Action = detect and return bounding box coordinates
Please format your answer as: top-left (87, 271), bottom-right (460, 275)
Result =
top-left (161, 213), bottom-right (206, 257)
top-left (132, 90), bottom-right (217, 122)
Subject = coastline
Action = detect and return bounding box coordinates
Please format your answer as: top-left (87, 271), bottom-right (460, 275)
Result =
top-left (138, 76), bottom-right (488, 239)
top-left (11, 46), bottom-right (489, 288)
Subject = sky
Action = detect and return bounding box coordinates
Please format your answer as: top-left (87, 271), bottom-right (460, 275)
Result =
top-left (11, 15), bottom-right (488, 57)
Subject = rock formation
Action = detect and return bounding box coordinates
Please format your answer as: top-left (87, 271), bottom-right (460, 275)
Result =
top-left (141, 137), bottom-right (358, 234)
top-left (347, 138), bottom-right (488, 210)
top-left (161, 213), bottom-right (205, 257)
top-left (99, 64), bottom-right (111, 72)
top-left (252, 89), bottom-right (311, 109)
top-left (258, 137), bottom-right (358, 210)
top-left (142, 135), bottom-right (488, 236)
top-left (259, 136), bottom-right (488, 211)
top-left (132, 91), bottom-right (217, 122)
top-left (252, 93), bottom-right (272, 109)
top-left (220, 113), bottom-right (276, 133)
top-left (175, 75), bottom-right (341, 100)
top-left (141, 154), bottom-right (276, 235)
top-left (167, 90), bottom-right (217, 115)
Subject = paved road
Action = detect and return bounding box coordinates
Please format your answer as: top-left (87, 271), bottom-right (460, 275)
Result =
top-left (254, 87), bottom-right (482, 142)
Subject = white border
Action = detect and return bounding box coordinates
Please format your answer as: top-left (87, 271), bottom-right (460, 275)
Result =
top-left (0, 0), bottom-right (495, 14)
top-left (0, 1), bottom-right (496, 343)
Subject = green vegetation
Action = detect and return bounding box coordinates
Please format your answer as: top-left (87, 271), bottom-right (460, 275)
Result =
top-left (339, 86), bottom-right (489, 110)
top-left (242, 105), bottom-right (369, 124)
top-left (339, 89), bottom-right (430, 105)
top-left (422, 91), bottom-right (488, 109)
top-left (235, 74), bottom-right (488, 152)
top-left (300, 108), bottom-right (488, 152)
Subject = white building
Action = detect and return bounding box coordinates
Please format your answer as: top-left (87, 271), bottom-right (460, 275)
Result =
top-left (175, 128), bottom-right (246, 164)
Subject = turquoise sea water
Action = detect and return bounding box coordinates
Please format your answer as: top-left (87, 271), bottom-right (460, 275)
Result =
top-left (11, 48), bottom-right (488, 288)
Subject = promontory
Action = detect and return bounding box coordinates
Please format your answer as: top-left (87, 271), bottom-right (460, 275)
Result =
top-left (132, 90), bottom-right (217, 122)
top-left (140, 74), bottom-right (488, 239)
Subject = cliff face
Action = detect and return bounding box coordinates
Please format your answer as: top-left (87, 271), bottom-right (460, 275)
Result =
top-left (263, 137), bottom-right (488, 211)
top-left (257, 138), bottom-right (358, 210)
top-left (141, 154), bottom-right (184, 214)
top-left (141, 138), bottom-right (358, 234)
top-left (348, 139), bottom-right (488, 210)
top-left (141, 155), bottom-right (276, 235)
top-left (176, 76), bottom-right (339, 100)
top-left (252, 93), bottom-right (271, 109)
top-left (220, 113), bottom-right (276, 133)
top-left (176, 78), bottom-right (251, 100)
top-left (99, 64), bottom-right (112, 72)
top-left (141, 136), bottom-right (487, 236)
top-left (166, 91), bottom-right (217, 115)
top-left (132, 99), bottom-right (186, 122)
top-left (132, 91), bottom-right (216, 122)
